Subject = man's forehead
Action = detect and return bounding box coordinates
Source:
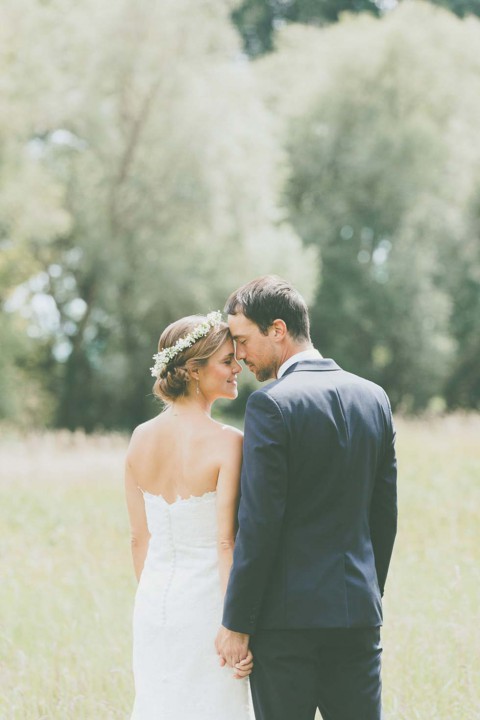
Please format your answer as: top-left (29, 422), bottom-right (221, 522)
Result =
top-left (227, 313), bottom-right (255, 337)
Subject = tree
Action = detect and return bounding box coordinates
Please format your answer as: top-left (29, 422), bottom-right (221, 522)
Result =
top-left (442, 187), bottom-right (480, 409)
top-left (232, 0), bottom-right (381, 57)
top-left (258, 3), bottom-right (480, 409)
top-left (232, 0), bottom-right (480, 58)
top-left (1, 0), bottom-right (317, 430)
top-left (0, 0), bottom-right (72, 424)
top-left (429, 0), bottom-right (480, 19)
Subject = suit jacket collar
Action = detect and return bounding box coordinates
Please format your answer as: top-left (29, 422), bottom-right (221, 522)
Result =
top-left (282, 358), bottom-right (341, 377)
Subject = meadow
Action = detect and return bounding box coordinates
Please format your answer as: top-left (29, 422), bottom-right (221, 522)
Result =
top-left (0, 416), bottom-right (479, 719)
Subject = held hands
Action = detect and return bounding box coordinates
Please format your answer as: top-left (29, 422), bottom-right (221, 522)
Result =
top-left (215, 626), bottom-right (253, 679)
top-left (222, 649), bottom-right (254, 679)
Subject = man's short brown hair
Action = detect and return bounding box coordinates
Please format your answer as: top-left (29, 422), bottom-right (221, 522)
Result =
top-left (225, 275), bottom-right (311, 341)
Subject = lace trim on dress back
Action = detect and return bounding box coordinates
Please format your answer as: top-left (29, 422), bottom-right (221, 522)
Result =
top-left (137, 487), bottom-right (217, 507)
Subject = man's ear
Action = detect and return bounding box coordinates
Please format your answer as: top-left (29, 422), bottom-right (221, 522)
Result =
top-left (271, 319), bottom-right (287, 341)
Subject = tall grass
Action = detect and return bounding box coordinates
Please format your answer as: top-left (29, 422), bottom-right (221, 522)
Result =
top-left (0, 417), bottom-right (479, 719)
top-left (0, 432), bottom-right (133, 719)
top-left (381, 416), bottom-right (480, 719)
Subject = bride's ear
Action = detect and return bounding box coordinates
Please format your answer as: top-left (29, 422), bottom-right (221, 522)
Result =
top-left (186, 361), bottom-right (200, 381)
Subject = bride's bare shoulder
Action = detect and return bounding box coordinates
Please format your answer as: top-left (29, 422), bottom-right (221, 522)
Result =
top-left (212, 420), bottom-right (243, 448)
top-left (127, 414), bottom-right (166, 454)
top-left (211, 423), bottom-right (243, 470)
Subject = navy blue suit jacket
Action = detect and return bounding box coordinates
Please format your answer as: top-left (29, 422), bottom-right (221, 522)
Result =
top-left (222, 359), bottom-right (397, 634)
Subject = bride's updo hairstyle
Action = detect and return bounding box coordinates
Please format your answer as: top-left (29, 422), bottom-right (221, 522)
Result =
top-left (153, 315), bottom-right (230, 404)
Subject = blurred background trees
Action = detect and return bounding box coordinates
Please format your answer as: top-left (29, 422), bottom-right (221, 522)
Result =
top-left (0, 0), bottom-right (316, 429)
top-left (258, 3), bottom-right (480, 411)
top-left (232, 0), bottom-right (480, 57)
top-left (232, 0), bottom-right (382, 57)
top-left (1, 0), bottom-right (479, 430)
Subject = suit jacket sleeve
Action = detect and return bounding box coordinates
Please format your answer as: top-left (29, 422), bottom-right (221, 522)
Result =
top-left (222, 390), bottom-right (288, 634)
top-left (369, 395), bottom-right (398, 596)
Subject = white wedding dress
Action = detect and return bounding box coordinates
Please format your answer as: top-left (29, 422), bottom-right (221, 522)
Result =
top-left (131, 489), bottom-right (252, 720)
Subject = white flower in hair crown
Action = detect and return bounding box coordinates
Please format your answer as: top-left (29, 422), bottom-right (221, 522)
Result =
top-left (150, 311), bottom-right (223, 379)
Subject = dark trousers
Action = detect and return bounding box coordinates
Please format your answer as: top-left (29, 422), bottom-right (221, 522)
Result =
top-left (249, 627), bottom-right (382, 720)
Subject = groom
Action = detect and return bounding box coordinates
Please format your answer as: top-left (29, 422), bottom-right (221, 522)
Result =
top-left (216, 276), bottom-right (397, 720)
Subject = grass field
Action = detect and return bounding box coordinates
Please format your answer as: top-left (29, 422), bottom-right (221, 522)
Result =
top-left (0, 416), bottom-right (479, 719)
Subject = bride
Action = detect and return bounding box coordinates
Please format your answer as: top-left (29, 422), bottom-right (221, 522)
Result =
top-left (125, 312), bottom-right (253, 720)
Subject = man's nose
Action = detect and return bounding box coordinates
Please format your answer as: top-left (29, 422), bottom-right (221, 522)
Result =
top-left (235, 345), bottom-right (246, 360)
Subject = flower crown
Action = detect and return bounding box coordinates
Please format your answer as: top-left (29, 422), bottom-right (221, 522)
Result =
top-left (150, 311), bottom-right (223, 379)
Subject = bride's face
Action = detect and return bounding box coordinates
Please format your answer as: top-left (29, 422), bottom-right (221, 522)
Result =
top-left (198, 338), bottom-right (242, 401)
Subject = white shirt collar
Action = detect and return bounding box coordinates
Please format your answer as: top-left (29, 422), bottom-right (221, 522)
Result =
top-left (277, 349), bottom-right (322, 379)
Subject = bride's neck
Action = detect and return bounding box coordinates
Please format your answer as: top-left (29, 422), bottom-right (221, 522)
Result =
top-left (170, 397), bottom-right (212, 418)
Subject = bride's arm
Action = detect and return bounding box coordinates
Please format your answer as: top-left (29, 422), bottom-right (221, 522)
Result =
top-left (125, 435), bottom-right (150, 582)
top-left (216, 429), bottom-right (243, 595)
top-left (216, 429), bottom-right (254, 678)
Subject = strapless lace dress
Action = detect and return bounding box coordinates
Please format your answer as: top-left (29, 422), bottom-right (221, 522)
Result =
top-left (130, 490), bottom-right (252, 719)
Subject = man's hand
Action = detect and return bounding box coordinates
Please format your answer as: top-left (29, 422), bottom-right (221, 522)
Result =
top-left (215, 625), bottom-right (251, 675)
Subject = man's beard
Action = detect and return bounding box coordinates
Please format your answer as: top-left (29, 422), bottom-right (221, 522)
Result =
top-left (256, 363), bottom-right (276, 382)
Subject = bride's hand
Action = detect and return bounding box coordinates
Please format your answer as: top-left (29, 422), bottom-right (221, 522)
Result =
top-left (233, 649), bottom-right (253, 679)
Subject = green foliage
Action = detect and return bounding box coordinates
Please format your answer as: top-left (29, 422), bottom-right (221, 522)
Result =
top-left (442, 187), bottom-right (480, 408)
top-left (430, 0), bottom-right (480, 18)
top-left (0, 0), bottom-right (74, 426)
top-left (0, 0), bottom-right (316, 430)
top-left (2, 0), bottom-right (480, 426)
top-left (232, 0), bottom-right (380, 57)
top-left (231, 0), bottom-right (480, 58)
top-left (259, 3), bottom-right (480, 409)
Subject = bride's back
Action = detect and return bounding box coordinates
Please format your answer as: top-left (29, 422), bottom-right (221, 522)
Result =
top-left (128, 409), bottom-right (227, 504)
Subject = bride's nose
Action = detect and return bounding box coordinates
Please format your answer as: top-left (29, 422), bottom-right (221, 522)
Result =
top-left (233, 360), bottom-right (242, 374)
